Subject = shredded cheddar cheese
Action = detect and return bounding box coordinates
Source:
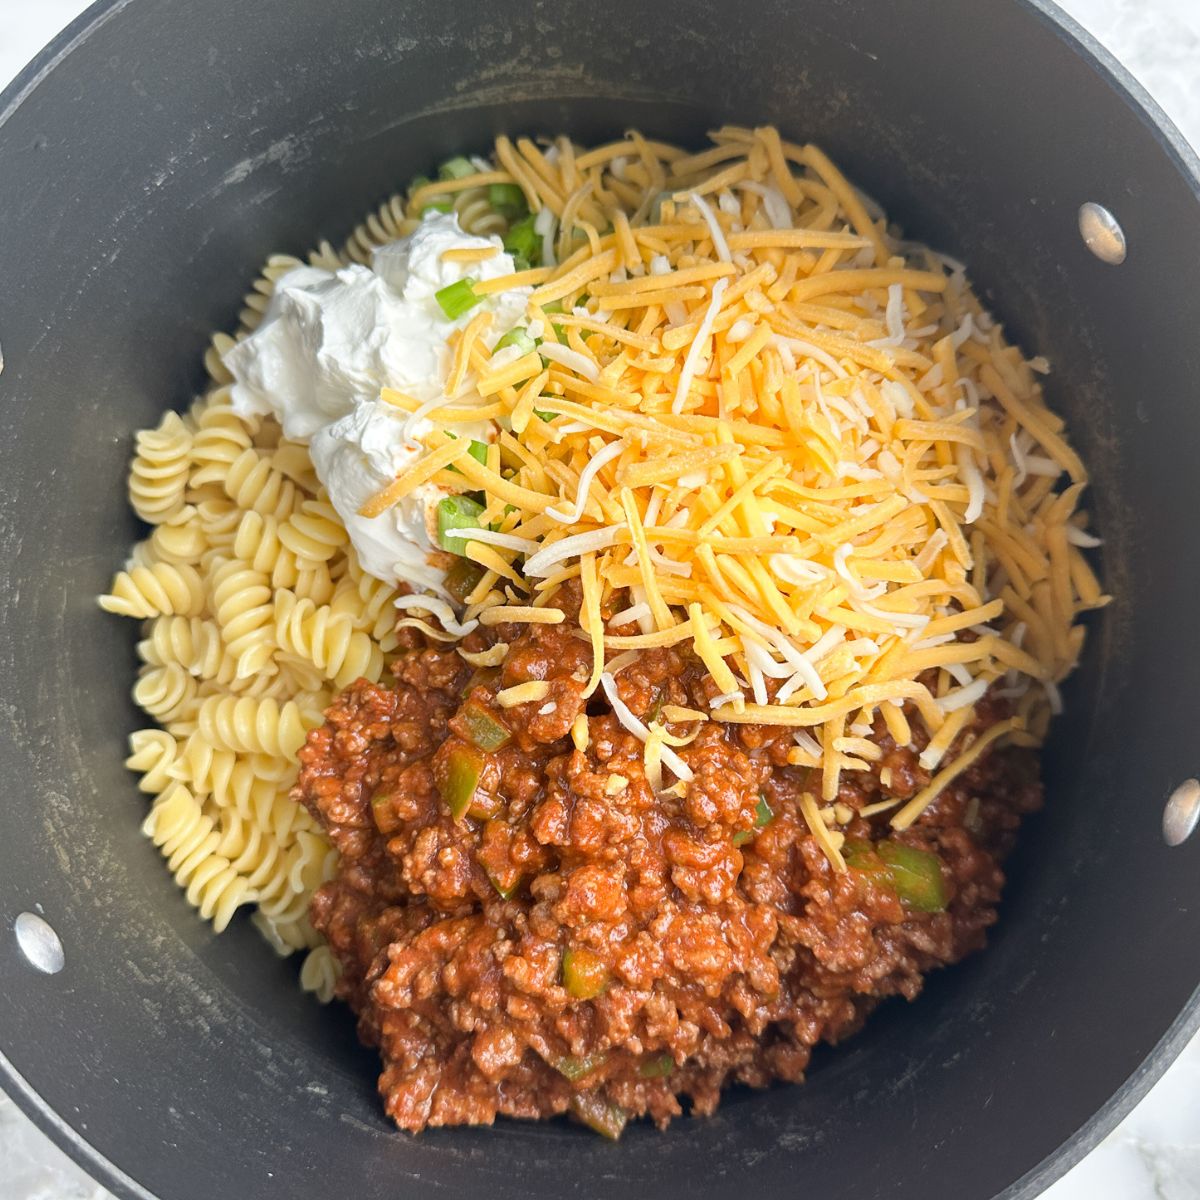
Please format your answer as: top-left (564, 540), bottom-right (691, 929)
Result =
top-left (370, 128), bottom-right (1107, 868)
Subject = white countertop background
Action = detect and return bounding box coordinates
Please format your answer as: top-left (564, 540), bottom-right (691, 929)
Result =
top-left (1, 1), bottom-right (1197, 1197)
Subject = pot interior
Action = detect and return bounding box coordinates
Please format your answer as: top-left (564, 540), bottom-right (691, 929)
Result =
top-left (1, 3), bottom-right (1199, 1199)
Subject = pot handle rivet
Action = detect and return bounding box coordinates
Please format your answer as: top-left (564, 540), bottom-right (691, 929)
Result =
top-left (13, 911), bottom-right (65, 974)
top-left (1078, 202), bottom-right (1127, 265)
top-left (1163, 780), bottom-right (1200, 847)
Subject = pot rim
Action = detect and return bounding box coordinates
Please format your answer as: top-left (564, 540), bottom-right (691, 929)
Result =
top-left (1, 2), bottom-right (1198, 1198)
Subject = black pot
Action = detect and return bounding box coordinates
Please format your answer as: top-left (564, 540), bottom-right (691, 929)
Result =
top-left (2, 2), bottom-right (1198, 1197)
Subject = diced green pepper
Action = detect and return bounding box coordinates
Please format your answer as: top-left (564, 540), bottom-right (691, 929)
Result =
top-left (434, 278), bottom-right (482, 320)
top-left (638, 1054), bottom-right (675, 1079)
top-left (438, 745), bottom-right (484, 821)
top-left (554, 1053), bottom-right (607, 1082)
top-left (459, 700), bottom-right (511, 751)
top-left (467, 792), bottom-right (502, 820)
top-left (489, 182), bottom-right (528, 219)
top-left (844, 837), bottom-right (948, 913)
top-left (494, 326), bottom-right (537, 356)
top-left (562, 947), bottom-right (609, 1000)
top-left (409, 174), bottom-right (432, 191)
top-left (436, 495), bottom-right (485, 554)
top-left (569, 1092), bottom-right (627, 1140)
top-left (420, 199), bottom-right (453, 215)
top-left (444, 558), bottom-right (484, 603)
top-left (370, 790), bottom-right (398, 836)
top-left (438, 156), bottom-right (476, 180)
top-left (502, 214), bottom-right (539, 265)
top-left (732, 793), bottom-right (774, 847)
top-left (488, 872), bottom-right (521, 900)
top-left (877, 840), bottom-right (947, 913)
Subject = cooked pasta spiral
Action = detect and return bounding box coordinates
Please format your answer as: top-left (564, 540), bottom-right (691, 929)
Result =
top-left (232, 510), bottom-right (300, 587)
top-left (452, 186), bottom-right (508, 237)
top-left (252, 910), bottom-right (323, 956)
top-left (138, 615), bottom-right (240, 687)
top-left (104, 162), bottom-right (531, 980)
top-left (147, 506), bottom-right (209, 564)
top-left (133, 663), bottom-right (202, 725)
top-left (142, 784), bottom-right (257, 932)
top-left (99, 563), bottom-right (205, 619)
top-left (239, 254), bottom-right (304, 333)
top-left (271, 440), bottom-right (322, 494)
top-left (196, 693), bottom-right (321, 761)
top-left (300, 943), bottom-right (341, 1003)
top-left (124, 729), bottom-right (180, 794)
top-left (220, 447), bottom-right (299, 521)
top-left (278, 498), bottom-right (348, 565)
top-left (209, 557), bottom-right (276, 677)
top-left (189, 397), bottom-right (256, 489)
top-left (128, 411), bottom-right (193, 524)
top-left (343, 193), bottom-right (413, 264)
top-left (274, 590), bottom-right (383, 688)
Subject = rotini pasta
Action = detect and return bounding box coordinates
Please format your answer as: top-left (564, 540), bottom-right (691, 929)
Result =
top-left (133, 663), bottom-right (200, 725)
top-left (278, 498), bottom-right (348, 565)
top-left (103, 158), bottom-right (524, 999)
top-left (299, 943), bottom-right (341, 1003)
top-left (99, 563), bottom-right (206, 619)
top-left (142, 784), bottom-right (257, 933)
top-left (137, 615), bottom-right (239, 687)
top-left (209, 558), bottom-right (276, 678)
top-left (221, 447), bottom-right (299, 521)
top-left (128, 410), bottom-right (192, 524)
top-left (231, 510), bottom-right (299, 587)
top-left (124, 729), bottom-right (180, 794)
top-left (196, 693), bottom-right (321, 761)
top-left (274, 590), bottom-right (384, 688)
top-left (147, 506), bottom-right (209, 565)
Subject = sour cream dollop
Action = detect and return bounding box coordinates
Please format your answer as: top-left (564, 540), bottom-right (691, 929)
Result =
top-left (223, 213), bottom-right (529, 593)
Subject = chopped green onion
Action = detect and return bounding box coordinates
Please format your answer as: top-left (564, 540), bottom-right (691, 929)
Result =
top-left (562, 947), bottom-right (609, 1000)
top-left (438, 156), bottom-right (476, 180)
top-left (436, 494), bottom-right (485, 553)
top-left (409, 174), bottom-right (432, 191)
top-left (494, 326), bottom-right (537, 356)
top-left (458, 700), bottom-right (511, 752)
top-left (502, 214), bottom-right (539, 265)
top-left (438, 745), bottom-right (484, 821)
top-left (434, 278), bottom-right (482, 321)
top-left (540, 299), bottom-right (565, 315)
top-left (534, 409), bottom-right (555, 423)
top-left (489, 182), bottom-right (528, 219)
top-left (444, 432), bottom-right (489, 471)
top-left (733, 793), bottom-right (774, 847)
top-left (444, 558), bottom-right (484, 603)
top-left (421, 199), bottom-right (453, 215)
top-left (638, 1054), bottom-right (675, 1079)
top-left (569, 1093), bottom-right (627, 1140)
top-left (554, 1053), bottom-right (607, 1083)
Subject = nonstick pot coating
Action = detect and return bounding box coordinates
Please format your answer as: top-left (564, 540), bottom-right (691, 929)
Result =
top-left (1, 2), bottom-right (1199, 1198)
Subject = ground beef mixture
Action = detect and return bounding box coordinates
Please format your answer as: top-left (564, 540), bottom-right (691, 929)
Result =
top-left (297, 587), bottom-right (1041, 1136)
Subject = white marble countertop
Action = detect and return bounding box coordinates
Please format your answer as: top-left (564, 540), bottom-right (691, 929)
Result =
top-left (1, 0), bottom-right (1198, 1197)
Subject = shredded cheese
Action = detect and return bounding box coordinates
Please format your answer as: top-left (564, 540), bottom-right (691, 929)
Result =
top-left (374, 128), bottom-right (1103, 856)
